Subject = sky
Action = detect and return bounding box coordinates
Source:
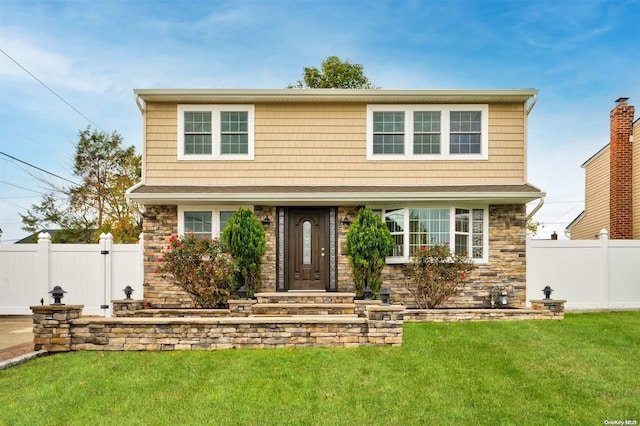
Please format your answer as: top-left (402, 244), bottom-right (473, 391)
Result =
top-left (1, 0), bottom-right (639, 243)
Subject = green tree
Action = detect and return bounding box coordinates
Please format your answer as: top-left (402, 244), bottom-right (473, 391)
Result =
top-left (526, 218), bottom-right (543, 236)
top-left (344, 208), bottom-right (393, 298)
top-left (292, 56), bottom-right (378, 89)
top-left (20, 127), bottom-right (142, 243)
top-left (222, 208), bottom-right (267, 297)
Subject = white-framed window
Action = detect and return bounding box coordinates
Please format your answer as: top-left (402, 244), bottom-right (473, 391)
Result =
top-left (177, 105), bottom-right (255, 160)
top-left (366, 105), bottom-right (489, 160)
top-left (177, 206), bottom-right (247, 239)
top-left (372, 206), bottom-right (488, 263)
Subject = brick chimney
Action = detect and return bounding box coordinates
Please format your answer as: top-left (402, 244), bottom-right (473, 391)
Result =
top-left (609, 97), bottom-right (634, 239)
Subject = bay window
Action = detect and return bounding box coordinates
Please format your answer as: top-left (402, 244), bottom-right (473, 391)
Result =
top-left (376, 207), bottom-right (487, 263)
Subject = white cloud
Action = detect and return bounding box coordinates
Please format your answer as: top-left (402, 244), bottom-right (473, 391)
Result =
top-left (0, 29), bottom-right (112, 94)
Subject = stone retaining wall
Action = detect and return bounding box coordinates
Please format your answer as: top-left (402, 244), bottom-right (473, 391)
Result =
top-left (403, 300), bottom-right (565, 322)
top-left (32, 305), bottom-right (404, 352)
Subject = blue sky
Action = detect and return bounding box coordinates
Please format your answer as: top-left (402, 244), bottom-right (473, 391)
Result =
top-left (1, 0), bottom-right (639, 243)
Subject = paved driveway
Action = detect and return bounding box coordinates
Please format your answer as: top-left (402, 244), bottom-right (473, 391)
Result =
top-left (0, 316), bottom-right (35, 364)
top-left (0, 316), bottom-right (33, 350)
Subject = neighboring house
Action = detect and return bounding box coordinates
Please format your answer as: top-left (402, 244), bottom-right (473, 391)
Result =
top-left (126, 89), bottom-right (544, 308)
top-left (14, 229), bottom-right (62, 243)
top-left (566, 98), bottom-right (639, 240)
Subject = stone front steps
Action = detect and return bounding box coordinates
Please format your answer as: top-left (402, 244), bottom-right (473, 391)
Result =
top-left (252, 304), bottom-right (357, 316)
top-left (255, 292), bottom-right (356, 305)
top-left (250, 292), bottom-right (358, 317)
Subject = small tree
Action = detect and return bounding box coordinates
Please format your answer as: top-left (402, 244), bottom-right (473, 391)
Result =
top-left (222, 208), bottom-right (266, 297)
top-left (344, 208), bottom-right (393, 298)
top-left (291, 56), bottom-right (378, 89)
top-left (21, 127), bottom-right (142, 243)
top-left (404, 245), bottom-right (474, 309)
top-left (158, 234), bottom-right (236, 308)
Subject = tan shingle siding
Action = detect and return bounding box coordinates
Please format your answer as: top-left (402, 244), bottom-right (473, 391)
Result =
top-left (143, 102), bottom-right (527, 186)
top-left (571, 147), bottom-right (610, 239)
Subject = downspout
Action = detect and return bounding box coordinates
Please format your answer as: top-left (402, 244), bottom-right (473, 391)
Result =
top-left (130, 94), bottom-right (146, 216)
top-left (135, 94), bottom-right (145, 114)
top-left (526, 196), bottom-right (544, 222)
top-left (526, 93), bottom-right (537, 115)
top-left (525, 91), bottom-right (541, 222)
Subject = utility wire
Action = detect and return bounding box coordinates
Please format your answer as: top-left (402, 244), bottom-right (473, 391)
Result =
top-left (0, 48), bottom-right (105, 133)
top-left (0, 180), bottom-right (48, 195)
top-left (0, 151), bottom-right (80, 187)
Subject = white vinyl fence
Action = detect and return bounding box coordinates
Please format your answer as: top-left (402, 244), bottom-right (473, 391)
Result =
top-left (526, 230), bottom-right (640, 310)
top-left (2, 230), bottom-right (638, 315)
top-left (0, 232), bottom-right (143, 316)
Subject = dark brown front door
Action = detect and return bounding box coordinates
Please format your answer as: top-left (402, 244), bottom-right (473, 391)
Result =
top-left (287, 208), bottom-right (329, 291)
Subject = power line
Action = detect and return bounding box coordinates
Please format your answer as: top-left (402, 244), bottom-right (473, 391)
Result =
top-left (0, 180), bottom-right (48, 195)
top-left (0, 151), bottom-right (80, 187)
top-left (0, 48), bottom-right (105, 133)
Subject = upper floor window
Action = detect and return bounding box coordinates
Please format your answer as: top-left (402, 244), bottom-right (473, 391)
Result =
top-left (178, 105), bottom-right (255, 160)
top-left (366, 105), bottom-right (488, 160)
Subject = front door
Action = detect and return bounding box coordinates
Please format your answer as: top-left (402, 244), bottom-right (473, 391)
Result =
top-left (287, 208), bottom-right (329, 291)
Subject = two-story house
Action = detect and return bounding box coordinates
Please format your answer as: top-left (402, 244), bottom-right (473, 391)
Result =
top-left (126, 89), bottom-right (544, 308)
top-left (566, 98), bottom-right (639, 240)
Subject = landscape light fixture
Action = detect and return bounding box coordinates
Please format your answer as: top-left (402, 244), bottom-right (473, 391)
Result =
top-left (49, 286), bottom-right (66, 305)
top-left (123, 285), bottom-right (134, 299)
top-left (363, 286), bottom-right (372, 300)
top-left (238, 285), bottom-right (248, 300)
top-left (542, 286), bottom-right (554, 300)
top-left (380, 287), bottom-right (391, 305)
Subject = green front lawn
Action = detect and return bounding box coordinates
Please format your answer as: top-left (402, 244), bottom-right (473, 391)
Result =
top-left (1, 312), bottom-right (638, 425)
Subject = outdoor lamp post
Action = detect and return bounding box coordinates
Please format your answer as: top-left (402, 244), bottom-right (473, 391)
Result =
top-left (363, 286), bottom-right (372, 300)
top-left (49, 286), bottom-right (66, 305)
top-left (123, 285), bottom-right (134, 299)
top-left (237, 285), bottom-right (248, 300)
top-left (380, 287), bottom-right (391, 305)
top-left (542, 286), bottom-right (554, 300)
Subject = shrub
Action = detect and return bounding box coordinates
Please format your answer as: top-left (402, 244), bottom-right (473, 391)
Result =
top-left (344, 208), bottom-right (394, 298)
top-left (222, 208), bottom-right (266, 297)
top-left (404, 244), bottom-right (474, 309)
top-left (158, 234), bottom-right (236, 308)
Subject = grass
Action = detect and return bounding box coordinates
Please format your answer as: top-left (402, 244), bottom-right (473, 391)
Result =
top-left (1, 312), bottom-right (638, 425)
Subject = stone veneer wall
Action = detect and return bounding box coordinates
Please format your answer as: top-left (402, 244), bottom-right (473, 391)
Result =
top-left (337, 206), bottom-right (362, 293)
top-left (255, 205), bottom-right (277, 291)
top-left (142, 204), bottom-right (526, 309)
top-left (143, 205), bottom-right (195, 308)
top-left (142, 205), bottom-right (278, 308)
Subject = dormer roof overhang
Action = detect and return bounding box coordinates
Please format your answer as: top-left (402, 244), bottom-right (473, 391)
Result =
top-left (133, 88), bottom-right (538, 105)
